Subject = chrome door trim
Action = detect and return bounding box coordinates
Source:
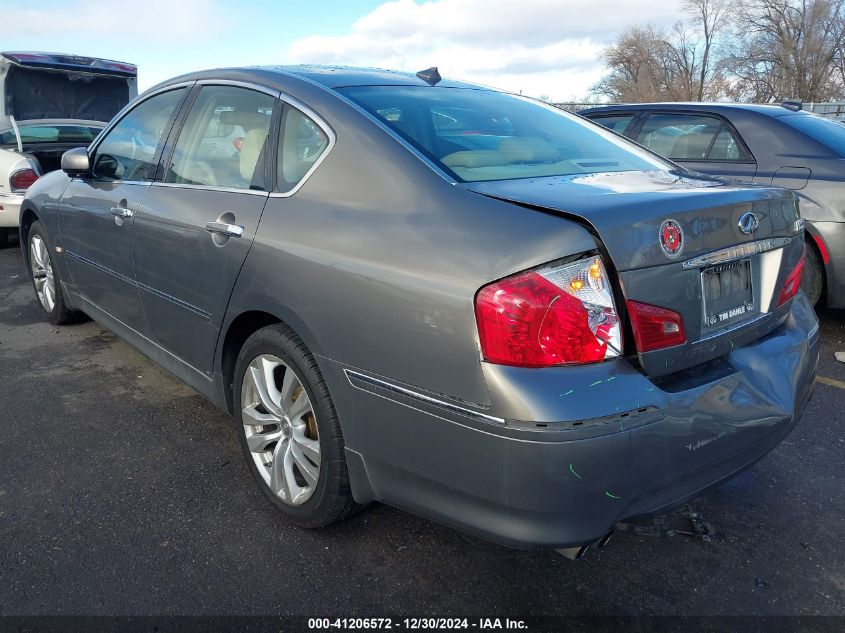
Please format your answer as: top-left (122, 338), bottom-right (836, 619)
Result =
top-left (150, 182), bottom-right (271, 196)
top-left (205, 220), bottom-right (244, 237)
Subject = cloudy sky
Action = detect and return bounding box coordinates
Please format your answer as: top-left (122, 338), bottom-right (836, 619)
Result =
top-left (4, 0), bottom-right (684, 101)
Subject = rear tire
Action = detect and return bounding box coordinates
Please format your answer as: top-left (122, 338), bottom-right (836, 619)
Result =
top-left (233, 324), bottom-right (359, 528)
top-left (26, 221), bottom-right (80, 325)
top-left (802, 239), bottom-right (824, 306)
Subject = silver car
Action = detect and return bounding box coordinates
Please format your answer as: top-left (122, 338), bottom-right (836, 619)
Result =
top-left (20, 66), bottom-right (818, 557)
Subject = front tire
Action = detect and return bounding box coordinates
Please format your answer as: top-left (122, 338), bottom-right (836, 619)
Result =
top-left (802, 239), bottom-right (824, 306)
top-left (233, 324), bottom-right (359, 528)
top-left (27, 221), bottom-right (80, 325)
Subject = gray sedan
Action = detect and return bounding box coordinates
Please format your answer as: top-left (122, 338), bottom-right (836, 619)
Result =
top-left (20, 66), bottom-right (818, 557)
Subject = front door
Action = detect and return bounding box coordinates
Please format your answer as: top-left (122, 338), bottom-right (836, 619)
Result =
top-left (59, 87), bottom-right (188, 332)
top-left (132, 84), bottom-right (277, 373)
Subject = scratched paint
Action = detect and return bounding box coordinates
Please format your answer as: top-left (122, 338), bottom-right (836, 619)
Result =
top-left (560, 389), bottom-right (574, 397)
top-left (605, 491), bottom-right (621, 500)
top-left (589, 380), bottom-right (603, 387)
top-left (569, 464), bottom-right (582, 479)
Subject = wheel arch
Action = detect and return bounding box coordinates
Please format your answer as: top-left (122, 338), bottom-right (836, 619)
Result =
top-left (18, 202), bottom-right (40, 267)
top-left (217, 304), bottom-right (328, 415)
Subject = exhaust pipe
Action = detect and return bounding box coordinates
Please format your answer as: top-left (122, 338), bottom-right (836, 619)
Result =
top-left (555, 529), bottom-right (614, 560)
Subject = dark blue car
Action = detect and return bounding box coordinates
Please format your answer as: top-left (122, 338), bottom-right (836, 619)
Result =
top-left (580, 102), bottom-right (845, 307)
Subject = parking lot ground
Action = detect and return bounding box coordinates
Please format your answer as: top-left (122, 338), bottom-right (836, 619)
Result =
top-left (0, 237), bottom-right (843, 618)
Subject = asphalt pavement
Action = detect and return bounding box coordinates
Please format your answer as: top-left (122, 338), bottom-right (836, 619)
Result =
top-left (0, 236), bottom-right (843, 618)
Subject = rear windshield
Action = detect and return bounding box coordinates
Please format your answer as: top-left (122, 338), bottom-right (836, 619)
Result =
top-left (781, 113), bottom-right (845, 156)
top-left (0, 124), bottom-right (102, 147)
top-left (339, 86), bottom-right (669, 182)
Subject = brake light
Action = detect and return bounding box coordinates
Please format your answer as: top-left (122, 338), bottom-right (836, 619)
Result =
top-left (475, 256), bottom-right (622, 367)
top-left (627, 301), bottom-right (686, 353)
top-left (10, 168), bottom-right (39, 192)
top-left (777, 252), bottom-right (806, 307)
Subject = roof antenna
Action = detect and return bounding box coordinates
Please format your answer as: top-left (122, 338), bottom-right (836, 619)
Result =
top-left (416, 67), bottom-right (441, 86)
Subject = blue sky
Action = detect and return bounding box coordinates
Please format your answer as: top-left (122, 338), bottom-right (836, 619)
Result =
top-left (2, 0), bottom-right (683, 100)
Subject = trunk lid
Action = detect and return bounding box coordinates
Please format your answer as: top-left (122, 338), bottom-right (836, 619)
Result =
top-left (463, 170), bottom-right (805, 377)
top-left (0, 52), bottom-right (137, 122)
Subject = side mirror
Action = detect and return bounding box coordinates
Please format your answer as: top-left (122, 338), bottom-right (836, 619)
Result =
top-left (61, 147), bottom-right (90, 176)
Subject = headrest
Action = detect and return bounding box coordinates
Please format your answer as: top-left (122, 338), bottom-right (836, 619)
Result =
top-left (240, 128), bottom-right (267, 181)
top-left (220, 110), bottom-right (270, 129)
top-left (498, 137), bottom-right (561, 163)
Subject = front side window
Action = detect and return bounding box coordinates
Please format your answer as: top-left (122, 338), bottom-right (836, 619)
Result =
top-left (636, 113), bottom-right (749, 161)
top-left (340, 86), bottom-right (669, 183)
top-left (92, 88), bottom-right (186, 181)
top-left (590, 114), bottom-right (634, 134)
top-left (277, 106), bottom-right (330, 193)
top-left (165, 85), bottom-right (276, 190)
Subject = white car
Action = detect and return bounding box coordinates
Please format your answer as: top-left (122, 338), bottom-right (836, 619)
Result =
top-left (0, 52), bottom-right (137, 245)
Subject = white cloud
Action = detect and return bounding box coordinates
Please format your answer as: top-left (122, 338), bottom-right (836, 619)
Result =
top-left (4, 0), bottom-right (225, 40)
top-left (288, 0), bottom-right (684, 100)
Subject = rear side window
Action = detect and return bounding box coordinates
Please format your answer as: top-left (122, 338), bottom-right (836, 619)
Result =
top-left (589, 114), bottom-right (634, 134)
top-left (92, 87), bottom-right (186, 181)
top-left (165, 85), bottom-right (276, 190)
top-left (340, 86), bottom-right (669, 182)
top-left (276, 106), bottom-right (330, 193)
top-left (636, 114), bottom-right (750, 161)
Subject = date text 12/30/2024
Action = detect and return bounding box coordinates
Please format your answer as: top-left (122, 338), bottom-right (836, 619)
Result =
top-left (308, 618), bottom-right (528, 630)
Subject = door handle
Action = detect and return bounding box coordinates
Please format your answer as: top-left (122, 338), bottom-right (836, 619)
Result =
top-left (110, 207), bottom-right (133, 219)
top-left (205, 221), bottom-right (244, 238)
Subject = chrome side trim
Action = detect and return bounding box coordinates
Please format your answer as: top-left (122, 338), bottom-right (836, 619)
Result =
top-left (344, 369), bottom-right (505, 427)
top-left (150, 182), bottom-right (270, 196)
top-left (682, 237), bottom-right (791, 269)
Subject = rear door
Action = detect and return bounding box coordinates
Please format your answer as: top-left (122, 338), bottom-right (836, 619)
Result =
top-left (634, 112), bottom-right (758, 182)
top-left (59, 86), bottom-right (188, 332)
top-left (131, 83), bottom-right (278, 373)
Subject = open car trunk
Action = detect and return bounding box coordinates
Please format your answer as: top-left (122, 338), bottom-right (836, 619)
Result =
top-left (464, 170), bottom-right (806, 377)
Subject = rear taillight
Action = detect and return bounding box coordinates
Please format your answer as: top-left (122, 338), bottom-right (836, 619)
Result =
top-left (777, 251), bottom-right (806, 307)
top-left (627, 300), bottom-right (686, 353)
top-left (475, 256), bottom-right (622, 367)
top-left (10, 168), bottom-right (39, 192)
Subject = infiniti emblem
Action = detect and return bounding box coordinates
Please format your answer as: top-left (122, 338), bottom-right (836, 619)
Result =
top-left (738, 212), bottom-right (759, 235)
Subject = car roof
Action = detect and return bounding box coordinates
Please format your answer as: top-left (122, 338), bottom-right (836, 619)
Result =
top-left (579, 102), bottom-right (804, 118)
top-left (153, 65), bottom-right (485, 92)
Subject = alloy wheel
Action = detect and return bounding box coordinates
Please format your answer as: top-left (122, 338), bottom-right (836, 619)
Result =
top-left (241, 354), bottom-right (321, 506)
top-left (30, 234), bottom-right (55, 313)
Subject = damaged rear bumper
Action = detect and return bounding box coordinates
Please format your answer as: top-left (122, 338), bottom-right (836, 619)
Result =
top-left (328, 293), bottom-right (819, 550)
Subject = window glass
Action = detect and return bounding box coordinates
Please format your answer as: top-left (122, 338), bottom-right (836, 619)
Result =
top-left (590, 114), bottom-right (634, 134)
top-left (166, 86), bottom-right (275, 190)
top-left (277, 106), bottom-right (329, 192)
top-left (0, 124), bottom-right (102, 146)
top-left (92, 88), bottom-right (185, 181)
top-left (340, 86), bottom-right (669, 183)
top-left (780, 113), bottom-right (845, 157)
top-left (636, 114), bottom-right (747, 161)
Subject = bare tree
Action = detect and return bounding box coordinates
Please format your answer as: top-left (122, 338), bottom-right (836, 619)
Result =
top-left (727, 0), bottom-right (845, 102)
top-left (592, 0), bottom-right (731, 102)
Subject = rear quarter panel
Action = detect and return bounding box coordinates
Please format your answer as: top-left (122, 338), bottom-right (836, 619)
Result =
top-left (221, 77), bottom-right (598, 408)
